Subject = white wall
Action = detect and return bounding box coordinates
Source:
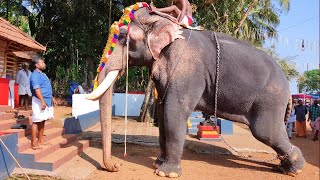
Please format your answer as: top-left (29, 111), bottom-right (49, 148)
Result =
top-left (72, 93), bottom-right (145, 117)
top-left (112, 93), bottom-right (145, 116)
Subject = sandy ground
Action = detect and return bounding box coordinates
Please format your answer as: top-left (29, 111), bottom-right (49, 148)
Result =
top-left (86, 140), bottom-right (319, 180)
top-left (11, 106), bottom-right (320, 180)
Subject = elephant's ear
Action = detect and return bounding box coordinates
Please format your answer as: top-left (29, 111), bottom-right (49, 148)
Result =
top-left (147, 20), bottom-right (184, 60)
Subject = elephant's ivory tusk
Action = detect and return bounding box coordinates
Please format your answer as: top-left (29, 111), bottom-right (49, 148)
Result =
top-left (85, 70), bottom-right (119, 100)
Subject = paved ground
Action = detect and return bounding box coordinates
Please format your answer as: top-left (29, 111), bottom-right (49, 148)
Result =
top-left (12, 107), bottom-right (319, 179)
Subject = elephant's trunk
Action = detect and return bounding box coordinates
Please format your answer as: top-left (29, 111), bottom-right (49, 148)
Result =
top-left (99, 83), bottom-right (121, 171)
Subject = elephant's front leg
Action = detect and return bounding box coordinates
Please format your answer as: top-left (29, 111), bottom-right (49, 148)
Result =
top-left (155, 98), bottom-right (190, 178)
top-left (153, 102), bottom-right (166, 169)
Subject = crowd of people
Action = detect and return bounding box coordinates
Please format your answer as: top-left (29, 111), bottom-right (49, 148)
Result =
top-left (287, 98), bottom-right (320, 141)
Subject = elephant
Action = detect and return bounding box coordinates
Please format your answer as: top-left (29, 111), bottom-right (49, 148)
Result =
top-left (85, 7), bottom-right (305, 178)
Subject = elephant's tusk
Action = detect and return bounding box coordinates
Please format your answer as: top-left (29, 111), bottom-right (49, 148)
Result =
top-left (85, 70), bottom-right (119, 100)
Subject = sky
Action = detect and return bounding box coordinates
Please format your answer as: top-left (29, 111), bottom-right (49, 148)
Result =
top-left (264, 0), bottom-right (319, 94)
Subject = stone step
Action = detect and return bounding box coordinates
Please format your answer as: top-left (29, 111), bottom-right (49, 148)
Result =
top-left (0, 112), bottom-right (15, 120)
top-left (2, 122), bottom-right (55, 138)
top-left (17, 110), bottom-right (32, 117)
top-left (17, 128), bottom-right (64, 152)
top-left (0, 110), bottom-right (31, 121)
top-left (22, 140), bottom-right (89, 171)
top-left (0, 117), bottom-right (30, 131)
top-left (0, 105), bottom-right (13, 112)
top-left (19, 134), bottom-right (78, 161)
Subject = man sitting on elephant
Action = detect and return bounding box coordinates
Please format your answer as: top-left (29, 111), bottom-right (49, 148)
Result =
top-left (150, 0), bottom-right (193, 27)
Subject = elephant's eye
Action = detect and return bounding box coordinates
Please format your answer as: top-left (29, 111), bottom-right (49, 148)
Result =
top-left (118, 28), bottom-right (128, 44)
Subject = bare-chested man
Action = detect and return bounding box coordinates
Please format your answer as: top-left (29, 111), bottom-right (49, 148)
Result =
top-left (150, 0), bottom-right (193, 27)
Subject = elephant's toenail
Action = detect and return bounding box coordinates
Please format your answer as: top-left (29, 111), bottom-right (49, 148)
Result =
top-left (287, 172), bottom-right (296, 177)
top-left (168, 173), bottom-right (179, 178)
top-left (153, 162), bottom-right (160, 169)
top-left (296, 170), bottom-right (302, 174)
top-left (158, 171), bottom-right (166, 177)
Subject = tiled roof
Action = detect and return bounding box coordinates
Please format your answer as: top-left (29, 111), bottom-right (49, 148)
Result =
top-left (11, 51), bottom-right (37, 60)
top-left (0, 17), bottom-right (46, 51)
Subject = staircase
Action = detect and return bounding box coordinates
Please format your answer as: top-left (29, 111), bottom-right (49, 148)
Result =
top-left (0, 105), bottom-right (89, 171)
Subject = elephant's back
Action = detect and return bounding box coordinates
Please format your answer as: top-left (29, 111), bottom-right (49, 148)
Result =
top-left (202, 31), bottom-right (289, 113)
top-left (216, 32), bottom-right (288, 89)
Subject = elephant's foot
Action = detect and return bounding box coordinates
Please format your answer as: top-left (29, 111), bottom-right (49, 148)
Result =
top-left (276, 145), bottom-right (305, 177)
top-left (155, 162), bottom-right (182, 178)
top-left (153, 156), bottom-right (165, 169)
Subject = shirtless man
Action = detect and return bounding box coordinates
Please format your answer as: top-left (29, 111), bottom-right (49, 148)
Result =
top-left (150, 0), bottom-right (193, 27)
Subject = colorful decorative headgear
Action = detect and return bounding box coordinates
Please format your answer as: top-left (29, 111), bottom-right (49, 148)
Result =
top-left (94, 2), bottom-right (149, 89)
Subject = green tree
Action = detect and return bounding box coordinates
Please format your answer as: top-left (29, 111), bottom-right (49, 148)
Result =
top-left (298, 69), bottom-right (320, 94)
top-left (0, 0), bottom-right (31, 33)
top-left (192, 0), bottom-right (290, 45)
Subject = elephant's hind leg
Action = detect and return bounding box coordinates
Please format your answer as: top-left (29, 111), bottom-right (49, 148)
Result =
top-left (248, 106), bottom-right (305, 176)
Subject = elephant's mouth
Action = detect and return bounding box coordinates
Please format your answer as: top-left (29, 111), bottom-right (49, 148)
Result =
top-left (85, 70), bottom-right (120, 100)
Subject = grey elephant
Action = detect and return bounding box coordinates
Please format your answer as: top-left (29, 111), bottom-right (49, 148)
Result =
top-left (86, 7), bottom-right (305, 178)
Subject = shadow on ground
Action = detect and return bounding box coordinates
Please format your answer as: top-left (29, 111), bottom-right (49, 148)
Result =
top-left (77, 131), bottom-right (291, 175)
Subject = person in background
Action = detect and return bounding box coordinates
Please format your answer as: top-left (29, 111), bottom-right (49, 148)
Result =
top-left (30, 57), bottom-right (56, 150)
top-left (308, 99), bottom-right (320, 141)
top-left (74, 83), bottom-right (92, 94)
top-left (291, 98), bottom-right (298, 132)
top-left (287, 105), bottom-right (296, 140)
top-left (294, 99), bottom-right (308, 138)
top-left (16, 62), bottom-right (32, 110)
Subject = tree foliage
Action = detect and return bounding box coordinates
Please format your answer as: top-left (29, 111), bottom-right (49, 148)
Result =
top-left (298, 69), bottom-right (320, 94)
top-left (191, 0), bottom-right (289, 46)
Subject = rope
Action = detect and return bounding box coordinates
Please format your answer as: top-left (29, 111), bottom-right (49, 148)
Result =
top-left (124, 29), bottom-right (130, 158)
top-left (0, 138), bottom-right (30, 180)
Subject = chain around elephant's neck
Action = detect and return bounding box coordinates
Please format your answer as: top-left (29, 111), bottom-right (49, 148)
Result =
top-left (158, 30), bottom-right (193, 104)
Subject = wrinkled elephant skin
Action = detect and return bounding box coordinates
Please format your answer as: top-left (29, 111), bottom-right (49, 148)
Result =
top-left (91, 8), bottom-right (305, 177)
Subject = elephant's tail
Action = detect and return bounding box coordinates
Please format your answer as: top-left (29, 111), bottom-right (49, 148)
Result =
top-left (284, 95), bottom-right (292, 123)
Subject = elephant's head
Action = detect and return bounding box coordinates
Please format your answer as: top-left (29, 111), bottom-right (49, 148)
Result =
top-left (85, 5), bottom-right (183, 172)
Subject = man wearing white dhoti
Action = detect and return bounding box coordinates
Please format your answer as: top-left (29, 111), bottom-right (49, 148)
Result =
top-left (30, 57), bottom-right (56, 150)
top-left (15, 62), bottom-right (32, 110)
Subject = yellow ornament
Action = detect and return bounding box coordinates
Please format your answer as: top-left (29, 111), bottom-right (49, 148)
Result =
top-left (125, 16), bottom-right (131, 23)
top-left (124, 7), bottom-right (132, 14)
top-left (93, 76), bottom-right (98, 90)
top-left (133, 4), bottom-right (139, 10)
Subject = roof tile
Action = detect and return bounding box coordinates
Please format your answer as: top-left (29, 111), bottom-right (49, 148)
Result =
top-left (0, 17), bottom-right (46, 51)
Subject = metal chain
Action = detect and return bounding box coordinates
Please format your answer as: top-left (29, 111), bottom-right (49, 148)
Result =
top-left (219, 136), bottom-right (280, 163)
top-left (212, 32), bottom-right (220, 126)
top-left (211, 32), bottom-right (293, 163)
top-left (159, 30), bottom-right (193, 104)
